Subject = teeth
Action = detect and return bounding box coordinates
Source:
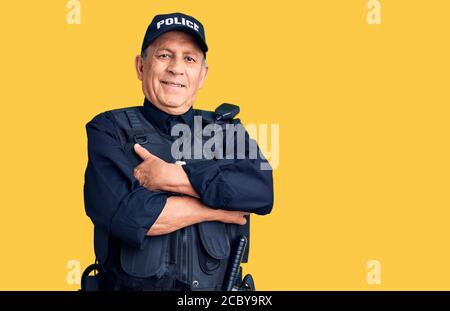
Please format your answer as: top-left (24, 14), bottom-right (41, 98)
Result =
top-left (162, 81), bottom-right (184, 87)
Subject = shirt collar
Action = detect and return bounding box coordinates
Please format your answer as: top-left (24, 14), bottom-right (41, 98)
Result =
top-left (142, 98), bottom-right (194, 135)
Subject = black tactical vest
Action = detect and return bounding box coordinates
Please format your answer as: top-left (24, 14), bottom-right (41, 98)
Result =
top-left (93, 105), bottom-right (250, 291)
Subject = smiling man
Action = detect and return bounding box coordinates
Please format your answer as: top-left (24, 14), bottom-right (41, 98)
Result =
top-left (83, 12), bottom-right (274, 291)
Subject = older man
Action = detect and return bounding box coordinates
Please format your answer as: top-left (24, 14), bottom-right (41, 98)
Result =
top-left (84, 12), bottom-right (273, 291)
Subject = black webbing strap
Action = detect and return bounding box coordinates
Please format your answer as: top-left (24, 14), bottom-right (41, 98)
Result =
top-left (125, 109), bottom-right (143, 129)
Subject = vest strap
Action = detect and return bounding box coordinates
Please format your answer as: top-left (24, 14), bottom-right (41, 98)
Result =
top-left (125, 109), bottom-right (143, 129)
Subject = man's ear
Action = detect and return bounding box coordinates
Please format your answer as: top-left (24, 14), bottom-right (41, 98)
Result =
top-left (198, 64), bottom-right (208, 89)
top-left (135, 55), bottom-right (144, 81)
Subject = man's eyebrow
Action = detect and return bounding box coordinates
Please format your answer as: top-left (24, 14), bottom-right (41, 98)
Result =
top-left (182, 49), bottom-right (201, 56)
top-left (156, 48), bottom-right (174, 54)
top-left (156, 47), bottom-right (201, 56)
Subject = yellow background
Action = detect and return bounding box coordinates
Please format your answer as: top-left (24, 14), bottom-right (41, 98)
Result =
top-left (0, 0), bottom-right (449, 290)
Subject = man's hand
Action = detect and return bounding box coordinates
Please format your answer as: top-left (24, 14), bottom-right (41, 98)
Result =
top-left (133, 143), bottom-right (199, 197)
top-left (148, 196), bottom-right (250, 236)
top-left (133, 143), bottom-right (175, 191)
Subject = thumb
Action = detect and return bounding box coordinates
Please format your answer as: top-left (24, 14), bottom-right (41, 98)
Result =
top-left (134, 143), bottom-right (153, 160)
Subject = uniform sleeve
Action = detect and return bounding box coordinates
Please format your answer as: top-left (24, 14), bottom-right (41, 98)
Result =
top-left (182, 121), bottom-right (274, 215)
top-left (84, 112), bottom-right (168, 249)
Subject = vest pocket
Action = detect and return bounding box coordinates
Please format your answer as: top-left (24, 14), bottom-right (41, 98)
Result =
top-left (197, 222), bottom-right (230, 275)
top-left (120, 235), bottom-right (169, 278)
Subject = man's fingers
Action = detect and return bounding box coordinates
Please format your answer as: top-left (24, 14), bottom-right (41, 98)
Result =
top-left (133, 167), bottom-right (141, 179)
top-left (134, 143), bottom-right (154, 160)
top-left (134, 168), bottom-right (146, 186)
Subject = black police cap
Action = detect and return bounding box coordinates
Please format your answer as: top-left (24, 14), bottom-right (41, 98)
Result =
top-left (141, 12), bottom-right (208, 55)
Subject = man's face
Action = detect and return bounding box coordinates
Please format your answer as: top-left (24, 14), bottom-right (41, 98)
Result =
top-left (135, 31), bottom-right (208, 115)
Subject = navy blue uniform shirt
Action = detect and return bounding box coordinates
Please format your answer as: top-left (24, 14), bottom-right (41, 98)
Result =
top-left (84, 99), bottom-right (274, 250)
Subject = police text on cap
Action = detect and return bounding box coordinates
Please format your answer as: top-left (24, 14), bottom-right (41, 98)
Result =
top-left (156, 17), bottom-right (200, 32)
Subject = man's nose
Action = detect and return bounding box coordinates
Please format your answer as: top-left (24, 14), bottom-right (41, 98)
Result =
top-left (167, 56), bottom-right (184, 75)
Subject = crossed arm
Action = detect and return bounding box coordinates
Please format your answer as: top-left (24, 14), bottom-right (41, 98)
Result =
top-left (132, 144), bottom-right (249, 236)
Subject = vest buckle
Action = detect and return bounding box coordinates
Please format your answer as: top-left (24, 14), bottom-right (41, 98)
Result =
top-left (133, 134), bottom-right (148, 145)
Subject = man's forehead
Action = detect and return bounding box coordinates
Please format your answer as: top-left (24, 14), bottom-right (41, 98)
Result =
top-left (151, 31), bottom-right (203, 53)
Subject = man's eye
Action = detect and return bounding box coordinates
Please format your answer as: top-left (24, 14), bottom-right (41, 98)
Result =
top-left (185, 56), bottom-right (196, 62)
top-left (158, 54), bottom-right (170, 59)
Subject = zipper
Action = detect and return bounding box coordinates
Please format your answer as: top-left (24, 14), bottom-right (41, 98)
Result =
top-left (187, 225), bottom-right (192, 287)
top-left (181, 227), bottom-right (188, 283)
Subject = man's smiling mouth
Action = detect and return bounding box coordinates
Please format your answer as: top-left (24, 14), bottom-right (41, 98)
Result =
top-left (161, 80), bottom-right (186, 88)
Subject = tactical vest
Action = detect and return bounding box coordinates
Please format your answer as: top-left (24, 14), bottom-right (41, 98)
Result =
top-left (93, 104), bottom-right (250, 291)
